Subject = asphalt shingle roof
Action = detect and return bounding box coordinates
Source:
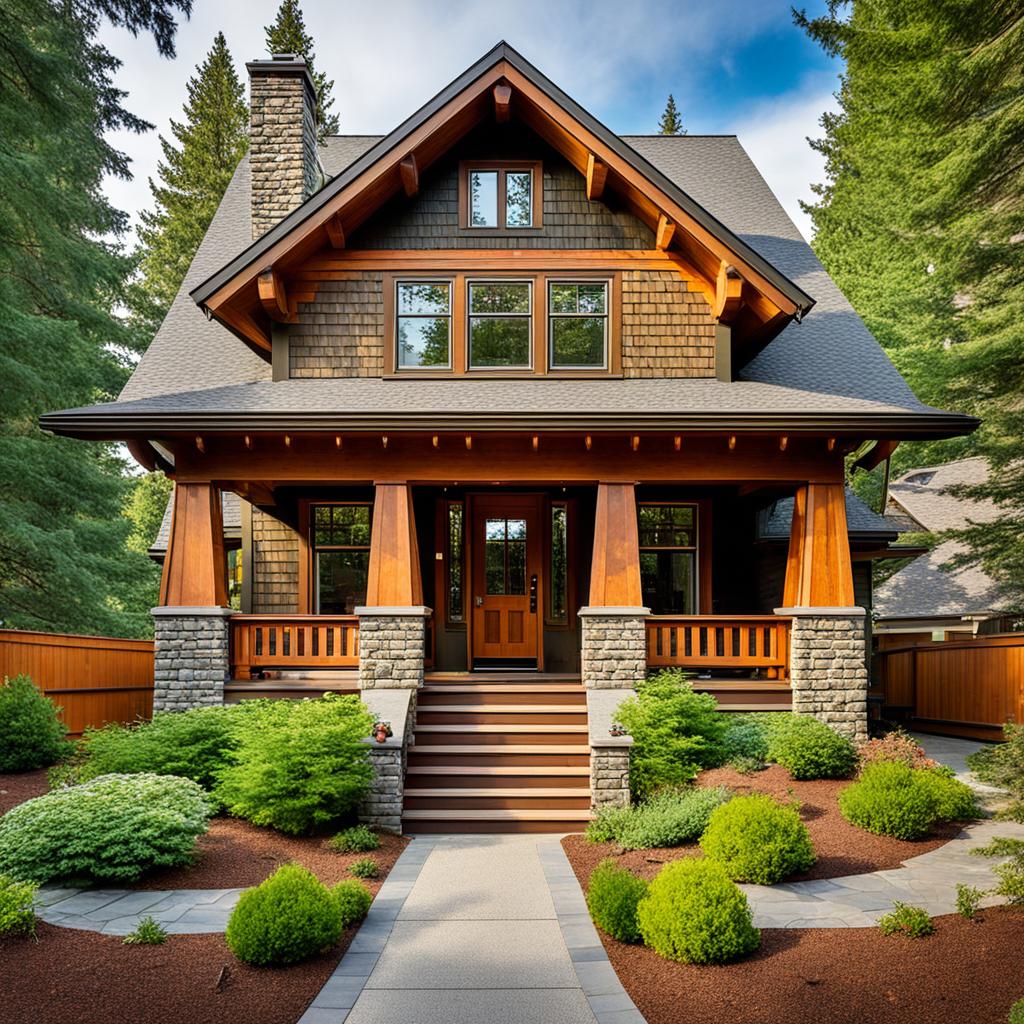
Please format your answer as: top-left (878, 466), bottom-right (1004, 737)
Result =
top-left (759, 488), bottom-right (901, 540)
top-left (150, 488), bottom-right (241, 556)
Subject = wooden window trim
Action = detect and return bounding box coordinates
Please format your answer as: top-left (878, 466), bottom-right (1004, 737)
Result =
top-left (458, 160), bottom-right (543, 232)
top-left (547, 278), bottom-right (611, 372)
top-left (299, 500), bottom-right (373, 614)
top-left (383, 270), bottom-right (621, 378)
top-left (638, 501), bottom-right (704, 615)
top-left (467, 278), bottom-right (534, 371)
top-left (545, 496), bottom-right (577, 629)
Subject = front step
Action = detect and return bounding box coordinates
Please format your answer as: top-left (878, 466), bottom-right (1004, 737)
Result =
top-left (416, 704), bottom-right (589, 726)
top-left (405, 765), bottom-right (591, 788)
top-left (407, 744), bottom-right (590, 767)
top-left (413, 724), bottom-right (589, 745)
top-left (403, 788), bottom-right (592, 810)
top-left (419, 684), bottom-right (586, 706)
top-left (402, 808), bottom-right (592, 834)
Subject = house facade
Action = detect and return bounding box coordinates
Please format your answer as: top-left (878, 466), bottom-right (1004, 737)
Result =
top-left (42, 44), bottom-right (976, 831)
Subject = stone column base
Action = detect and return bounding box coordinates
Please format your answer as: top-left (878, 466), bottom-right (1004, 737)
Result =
top-left (355, 606), bottom-right (431, 691)
top-left (358, 689), bottom-right (415, 832)
top-left (776, 606), bottom-right (869, 742)
top-left (579, 607), bottom-right (649, 689)
top-left (151, 606), bottom-right (232, 712)
top-left (587, 689), bottom-right (635, 809)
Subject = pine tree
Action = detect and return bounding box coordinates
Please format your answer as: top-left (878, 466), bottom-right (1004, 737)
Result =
top-left (658, 94), bottom-right (685, 135)
top-left (132, 32), bottom-right (249, 339)
top-left (264, 0), bottom-right (339, 140)
top-left (0, 0), bottom-right (188, 637)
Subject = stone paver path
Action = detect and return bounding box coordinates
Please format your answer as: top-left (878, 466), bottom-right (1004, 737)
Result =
top-left (299, 834), bottom-right (644, 1024)
top-left (912, 731), bottom-right (1003, 793)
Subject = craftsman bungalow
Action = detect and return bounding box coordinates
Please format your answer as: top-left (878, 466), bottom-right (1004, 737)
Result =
top-left (42, 44), bottom-right (976, 832)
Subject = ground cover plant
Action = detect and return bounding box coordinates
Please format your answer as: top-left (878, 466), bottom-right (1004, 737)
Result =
top-left (0, 675), bottom-right (71, 772)
top-left (839, 761), bottom-right (976, 839)
top-left (968, 722), bottom-right (1024, 821)
top-left (586, 859), bottom-right (648, 943)
top-left (973, 837), bottom-right (1024, 906)
top-left (956, 883), bottom-right (983, 920)
top-left (0, 773), bottom-right (213, 883)
top-left (0, 874), bottom-right (38, 937)
top-left (699, 793), bottom-right (816, 884)
top-left (615, 670), bottom-right (728, 799)
top-left (123, 915), bottom-right (168, 945)
top-left (216, 693), bottom-right (374, 834)
top-left (349, 857), bottom-right (379, 879)
top-left (1011, 997), bottom-right (1024, 1024)
top-left (330, 825), bottom-right (380, 853)
top-left (637, 858), bottom-right (760, 964)
top-left (878, 901), bottom-right (935, 938)
top-left (585, 786), bottom-right (731, 849)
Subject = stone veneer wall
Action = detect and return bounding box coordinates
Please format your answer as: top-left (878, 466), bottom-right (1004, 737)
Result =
top-left (621, 271), bottom-right (715, 377)
top-left (251, 510), bottom-right (299, 613)
top-left (152, 609), bottom-right (230, 712)
top-left (358, 697), bottom-right (416, 832)
top-left (579, 610), bottom-right (648, 689)
top-left (249, 62), bottom-right (319, 239)
top-left (590, 746), bottom-right (631, 808)
top-left (785, 609), bottom-right (869, 741)
top-left (357, 612), bottom-right (427, 690)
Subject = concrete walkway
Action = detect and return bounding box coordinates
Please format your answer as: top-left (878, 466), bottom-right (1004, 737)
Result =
top-left (299, 834), bottom-right (644, 1024)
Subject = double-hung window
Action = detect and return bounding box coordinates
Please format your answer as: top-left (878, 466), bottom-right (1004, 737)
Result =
top-left (468, 280), bottom-right (532, 369)
top-left (548, 281), bottom-right (609, 368)
top-left (638, 503), bottom-right (699, 615)
top-left (312, 504), bottom-right (371, 614)
top-left (396, 281), bottom-right (451, 369)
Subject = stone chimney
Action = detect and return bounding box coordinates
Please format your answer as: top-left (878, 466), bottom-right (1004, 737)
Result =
top-left (246, 54), bottom-right (321, 239)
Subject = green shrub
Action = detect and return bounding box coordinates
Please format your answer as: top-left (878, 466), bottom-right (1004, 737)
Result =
top-left (349, 857), bottom-right (379, 879)
top-left (921, 767), bottom-right (977, 821)
top-left (331, 880), bottom-right (373, 928)
top-left (637, 858), bottom-right (759, 964)
top-left (615, 670), bottom-right (729, 799)
top-left (722, 718), bottom-right (770, 771)
top-left (699, 793), bottom-right (815, 884)
top-left (968, 723), bottom-right (1024, 822)
top-left (0, 773), bottom-right (212, 883)
top-left (0, 675), bottom-right (72, 772)
top-left (216, 694), bottom-right (375, 834)
top-left (1010, 997), bottom-right (1024, 1024)
top-left (226, 864), bottom-right (344, 965)
top-left (0, 874), bottom-right (38, 937)
top-left (123, 915), bottom-right (168, 945)
top-left (586, 859), bottom-right (648, 943)
top-left (956, 883), bottom-right (984, 920)
top-left (330, 825), bottom-right (381, 853)
top-left (983, 840), bottom-right (1024, 906)
top-left (858, 731), bottom-right (937, 772)
top-left (586, 787), bottom-right (731, 850)
top-left (767, 716), bottom-right (857, 780)
top-left (878, 901), bottom-right (934, 938)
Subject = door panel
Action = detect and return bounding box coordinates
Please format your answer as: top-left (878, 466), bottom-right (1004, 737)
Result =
top-left (471, 495), bottom-right (542, 663)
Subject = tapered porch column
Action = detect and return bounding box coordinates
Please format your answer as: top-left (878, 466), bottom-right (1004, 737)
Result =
top-left (776, 482), bottom-right (868, 740)
top-left (152, 482), bottom-right (232, 712)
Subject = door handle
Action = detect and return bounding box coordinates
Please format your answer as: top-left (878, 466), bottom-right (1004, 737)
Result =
top-left (529, 575), bottom-right (538, 613)
top-left (475, 596), bottom-right (483, 607)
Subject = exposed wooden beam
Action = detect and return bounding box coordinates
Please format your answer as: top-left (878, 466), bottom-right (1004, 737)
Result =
top-left (400, 153), bottom-right (419, 197)
top-left (493, 83), bottom-right (512, 123)
top-left (236, 480), bottom-right (274, 506)
top-left (714, 261), bottom-right (745, 323)
top-left (586, 153), bottom-right (607, 201)
top-left (655, 214), bottom-right (676, 251)
top-left (589, 483), bottom-right (642, 606)
top-left (854, 439), bottom-right (900, 472)
top-left (783, 483), bottom-right (856, 607)
top-left (257, 268), bottom-right (292, 323)
top-left (324, 214), bottom-right (345, 249)
top-left (159, 482), bottom-right (227, 607)
top-left (365, 483), bottom-right (423, 606)
top-left (125, 439), bottom-right (157, 471)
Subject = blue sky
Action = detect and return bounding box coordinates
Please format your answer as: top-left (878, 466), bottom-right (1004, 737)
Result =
top-left (99, 0), bottom-right (841, 241)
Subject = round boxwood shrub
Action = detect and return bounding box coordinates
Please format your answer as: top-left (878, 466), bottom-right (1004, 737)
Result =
top-left (586, 859), bottom-right (648, 943)
top-left (226, 864), bottom-right (344, 966)
top-left (838, 761), bottom-right (940, 839)
top-left (922, 767), bottom-right (977, 822)
top-left (699, 793), bottom-right (815, 884)
top-left (637, 858), bottom-right (760, 964)
top-left (767, 716), bottom-right (857, 780)
top-left (0, 675), bottom-right (71, 772)
top-left (0, 773), bottom-right (213, 883)
top-left (331, 879), bottom-right (373, 927)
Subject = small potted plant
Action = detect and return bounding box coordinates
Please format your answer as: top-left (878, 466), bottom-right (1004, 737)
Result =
top-left (609, 721), bottom-right (627, 737)
top-left (373, 721), bottom-right (392, 743)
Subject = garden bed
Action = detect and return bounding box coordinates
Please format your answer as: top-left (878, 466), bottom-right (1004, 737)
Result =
top-left (565, 764), bottom-right (962, 884)
top-left (592, 910), bottom-right (1024, 1024)
top-left (0, 769), bottom-right (49, 814)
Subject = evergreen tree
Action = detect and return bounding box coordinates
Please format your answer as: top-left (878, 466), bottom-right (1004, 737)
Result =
top-left (264, 0), bottom-right (339, 140)
top-left (658, 94), bottom-right (685, 135)
top-left (0, 0), bottom-right (188, 636)
top-left (798, 1), bottom-right (1024, 606)
top-left (133, 32), bottom-right (248, 339)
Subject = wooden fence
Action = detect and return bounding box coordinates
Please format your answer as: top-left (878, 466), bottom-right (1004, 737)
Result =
top-left (0, 629), bottom-right (154, 737)
top-left (873, 634), bottom-right (1024, 741)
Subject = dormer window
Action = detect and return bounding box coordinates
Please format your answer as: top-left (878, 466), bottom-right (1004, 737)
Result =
top-left (460, 162), bottom-right (542, 231)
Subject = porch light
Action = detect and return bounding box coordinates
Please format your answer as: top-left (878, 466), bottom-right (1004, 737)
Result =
top-left (728, 435), bottom-right (737, 450)
top-left (335, 435), bottom-right (342, 448)
top-left (779, 436), bottom-right (788, 451)
top-left (674, 435), bottom-right (682, 451)
top-left (465, 436), bottom-right (472, 450)
top-left (631, 436), bottom-right (640, 451)
top-left (195, 436), bottom-right (205, 453)
top-left (584, 435), bottom-right (592, 450)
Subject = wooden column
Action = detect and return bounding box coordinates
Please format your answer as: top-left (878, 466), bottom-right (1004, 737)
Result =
top-left (159, 482), bottom-right (228, 607)
top-left (589, 482), bottom-right (642, 607)
top-left (783, 483), bottom-right (855, 608)
top-left (365, 483), bottom-right (423, 606)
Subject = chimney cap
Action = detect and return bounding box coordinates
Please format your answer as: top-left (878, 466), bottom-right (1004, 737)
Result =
top-left (271, 52), bottom-right (302, 62)
top-left (246, 55), bottom-right (317, 107)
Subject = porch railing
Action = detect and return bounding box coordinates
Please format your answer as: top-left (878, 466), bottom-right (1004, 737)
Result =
top-left (646, 615), bottom-right (791, 681)
top-left (231, 615), bottom-right (359, 679)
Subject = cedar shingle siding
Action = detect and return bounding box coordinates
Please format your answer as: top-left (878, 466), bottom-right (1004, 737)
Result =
top-left (251, 509), bottom-right (299, 612)
top-left (621, 271), bottom-right (715, 377)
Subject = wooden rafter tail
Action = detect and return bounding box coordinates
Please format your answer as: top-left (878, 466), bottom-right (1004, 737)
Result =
top-left (400, 153), bottom-right (419, 197)
top-left (258, 268), bottom-right (292, 323)
top-left (324, 214), bottom-right (345, 249)
top-left (655, 214), bottom-right (676, 251)
top-left (714, 261), bottom-right (745, 323)
top-left (586, 153), bottom-right (607, 201)
top-left (493, 83), bottom-right (512, 122)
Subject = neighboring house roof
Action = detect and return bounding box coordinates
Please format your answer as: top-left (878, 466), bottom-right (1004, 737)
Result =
top-left (149, 488), bottom-right (242, 558)
top-left (759, 487), bottom-right (902, 542)
top-left (874, 457), bottom-right (1006, 620)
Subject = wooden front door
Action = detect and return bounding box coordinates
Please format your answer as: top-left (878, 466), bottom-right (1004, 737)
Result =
top-left (471, 494), bottom-right (542, 664)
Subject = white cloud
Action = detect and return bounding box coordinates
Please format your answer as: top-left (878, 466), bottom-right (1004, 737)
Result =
top-left (727, 80), bottom-right (839, 242)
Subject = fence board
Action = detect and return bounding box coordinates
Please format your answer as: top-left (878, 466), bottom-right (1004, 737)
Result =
top-left (0, 629), bottom-right (154, 737)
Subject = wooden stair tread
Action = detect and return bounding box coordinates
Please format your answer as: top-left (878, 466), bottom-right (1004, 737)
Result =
top-left (417, 704), bottom-right (585, 714)
top-left (421, 684), bottom-right (583, 694)
top-left (408, 744), bottom-right (589, 754)
top-left (406, 765), bottom-right (590, 776)
top-left (405, 787), bottom-right (589, 798)
top-left (402, 808), bottom-right (592, 821)
top-left (415, 724), bottom-right (588, 734)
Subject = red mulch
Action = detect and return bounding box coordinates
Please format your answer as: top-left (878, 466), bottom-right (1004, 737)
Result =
top-left (597, 911), bottom-right (1024, 1024)
top-left (564, 764), bottom-right (962, 884)
top-left (0, 769), bottom-right (50, 813)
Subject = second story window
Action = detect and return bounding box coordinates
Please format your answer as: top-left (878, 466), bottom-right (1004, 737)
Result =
top-left (468, 281), bottom-right (532, 369)
top-left (397, 281), bottom-right (451, 368)
top-left (462, 162), bottom-right (541, 230)
top-left (549, 281), bottom-right (609, 368)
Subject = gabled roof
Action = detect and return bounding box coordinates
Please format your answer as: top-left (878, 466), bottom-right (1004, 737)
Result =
top-left (190, 42), bottom-right (814, 357)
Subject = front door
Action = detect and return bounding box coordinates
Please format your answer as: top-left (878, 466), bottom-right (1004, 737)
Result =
top-left (471, 494), bottom-right (542, 665)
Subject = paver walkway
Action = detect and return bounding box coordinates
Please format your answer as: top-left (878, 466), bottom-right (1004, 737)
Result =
top-left (299, 834), bottom-right (644, 1024)
top-left (912, 731), bottom-right (1003, 792)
